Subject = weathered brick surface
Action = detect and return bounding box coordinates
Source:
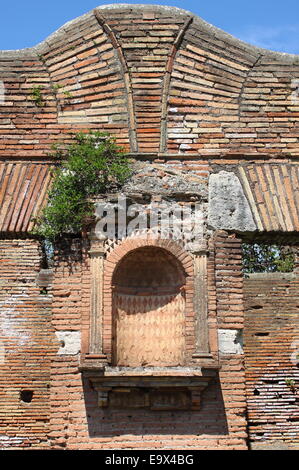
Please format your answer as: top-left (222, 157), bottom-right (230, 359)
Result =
top-left (244, 272), bottom-right (299, 450)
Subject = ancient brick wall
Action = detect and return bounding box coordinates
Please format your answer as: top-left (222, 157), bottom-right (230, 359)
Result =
top-left (244, 272), bottom-right (299, 450)
top-left (213, 232), bottom-right (247, 448)
top-left (49, 239), bottom-right (84, 449)
top-left (0, 239), bottom-right (53, 448)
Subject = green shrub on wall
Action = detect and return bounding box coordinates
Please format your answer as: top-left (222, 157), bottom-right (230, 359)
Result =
top-left (33, 131), bottom-right (131, 240)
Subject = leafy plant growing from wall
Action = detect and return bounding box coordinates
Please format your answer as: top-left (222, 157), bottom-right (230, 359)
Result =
top-left (31, 85), bottom-right (45, 107)
top-left (51, 83), bottom-right (73, 107)
top-left (33, 131), bottom-right (131, 240)
top-left (285, 378), bottom-right (297, 393)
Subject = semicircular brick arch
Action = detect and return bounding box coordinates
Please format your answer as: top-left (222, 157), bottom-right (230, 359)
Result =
top-left (105, 236), bottom-right (194, 283)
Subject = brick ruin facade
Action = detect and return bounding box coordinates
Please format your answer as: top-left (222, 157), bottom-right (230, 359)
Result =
top-left (0, 4), bottom-right (298, 450)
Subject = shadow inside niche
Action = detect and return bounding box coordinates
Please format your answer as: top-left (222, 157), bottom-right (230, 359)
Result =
top-left (82, 373), bottom-right (229, 437)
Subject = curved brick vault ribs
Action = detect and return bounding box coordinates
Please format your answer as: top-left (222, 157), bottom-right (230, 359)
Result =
top-left (94, 8), bottom-right (194, 153)
top-left (44, 11), bottom-right (130, 140)
top-left (165, 21), bottom-right (260, 154)
top-left (93, 9), bottom-right (138, 152)
top-left (159, 14), bottom-right (193, 152)
top-left (92, 6), bottom-right (194, 153)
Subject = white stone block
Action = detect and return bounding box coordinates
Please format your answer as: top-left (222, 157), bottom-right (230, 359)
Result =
top-left (208, 171), bottom-right (256, 231)
top-left (55, 331), bottom-right (81, 355)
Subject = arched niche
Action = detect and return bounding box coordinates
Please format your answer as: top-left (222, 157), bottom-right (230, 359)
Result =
top-left (111, 246), bottom-right (186, 367)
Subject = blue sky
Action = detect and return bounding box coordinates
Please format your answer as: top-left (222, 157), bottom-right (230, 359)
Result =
top-left (0, 1), bottom-right (299, 54)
